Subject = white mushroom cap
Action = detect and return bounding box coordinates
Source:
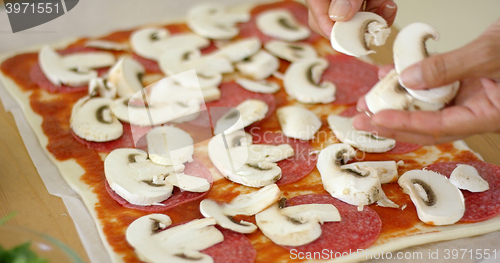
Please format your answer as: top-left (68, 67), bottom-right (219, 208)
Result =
top-left (330, 12), bottom-right (390, 57)
top-left (235, 78), bottom-right (281, 94)
top-left (214, 99), bottom-right (269, 135)
top-left (277, 105), bottom-right (322, 140)
top-left (187, 4), bottom-right (250, 40)
top-left (256, 9), bottom-right (311, 42)
top-left (235, 50), bottom-right (280, 80)
top-left (85, 39), bottom-right (129, 51)
top-left (146, 126), bottom-right (194, 167)
top-left (88, 77), bottom-right (117, 99)
top-left (107, 56), bottom-right (145, 98)
top-left (398, 169), bottom-right (465, 225)
top-left (70, 96), bottom-right (123, 142)
top-left (126, 214), bottom-right (223, 263)
top-left (450, 164), bottom-right (489, 192)
top-left (39, 45), bottom-right (115, 87)
top-left (212, 38), bottom-right (262, 63)
top-left (200, 199), bottom-right (258, 233)
top-left (264, 40), bottom-right (317, 62)
top-left (327, 114), bottom-right (395, 153)
top-left (283, 58), bottom-right (336, 104)
top-left (341, 161), bottom-right (400, 184)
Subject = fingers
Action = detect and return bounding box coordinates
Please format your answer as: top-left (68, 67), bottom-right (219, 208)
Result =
top-left (306, 0), bottom-right (335, 37)
top-left (364, 0), bottom-right (397, 26)
top-left (399, 18), bottom-right (500, 90)
top-left (328, 0), bottom-right (364, 21)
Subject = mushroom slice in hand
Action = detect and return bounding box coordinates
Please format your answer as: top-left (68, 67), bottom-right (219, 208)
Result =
top-left (107, 56), bottom-right (145, 98)
top-left (39, 45), bottom-right (115, 87)
top-left (341, 161), bottom-right (401, 184)
top-left (187, 4), bottom-right (250, 40)
top-left (256, 9), bottom-right (310, 42)
top-left (399, 169), bottom-right (465, 225)
top-left (104, 148), bottom-right (176, 206)
top-left (450, 164), bottom-right (489, 192)
top-left (393, 22), bottom-right (459, 104)
top-left (199, 184), bottom-right (281, 234)
top-left (264, 40), bottom-right (317, 62)
top-left (214, 99), bottom-right (269, 135)
top-left (317, 144), bottom-right (398, 208)
top-left (277, 105), bottom-right (322, 140)
top-left (327, 114), bottom-right (395, 153)
top-left (255, 202), bottom-right (340, 246)
top-left (126, 214), bottom-right (223, 263)
top-left (146, 126), bottom-right (194, 167)
top-left (235, 50), bottom-right (280, 80)
top-left (283, 58), bottom-right (336, 104)
top-left (235, 78), bottom-right (280, 94)
top-left (208, 131), bottom-right (294, 187)
top-left (70, 96), bottom-right (123, 142)
top-left (130, 27), bottom-right (209, 61)
top-left (330, 12), bottom-right (390, 57)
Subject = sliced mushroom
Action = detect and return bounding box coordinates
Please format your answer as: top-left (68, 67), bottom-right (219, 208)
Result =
top-left (88, 77), bottom-right (117, 99)
top-left (130, 27), bottom-right (210, 61)
top-left (107, 56), bottom-right (145, 98)
top-left (330, 12), bottom-right (390, 57)
top-left (208, 131), bottom-right (294, 188)
top-left (341, 160), bottom-right (401, 184)
top-left (256, 9), bottom-right (310, 42)
top-left (199, 184), bottom-right (280, 234)
top-left (214, 99), bottom-right (269, 135)
top-left (235, 50), bottom-right (280, 80)
top-left (283, 58), bottom-right (336, 104)
top-left (85, 39), bottom-right (129, 51)
top-left (264, 40), bottom-right (317, 62)
top-left (327, 114), bottom-right (395, 153)
top-left (277, 105), bottom-right (322, 140)
top-left (187, 4), bottom-right (250, 40)
top-left (255, 202), bottom-right (339, 246)
top-left (449, 164), bottom-right (489, 192)
top-left (235, 78), bottom-right (280, 94)
top-left (212, 38), bottom-right (262, 63)
top-left (364, 69), bottom-right (446, 113)
top-left (70, 96), bottom-right (123, 142)
top-left (126, 214), bottom-right (223, 263)
top-left (398, 169), bottom-right (465, 225)
top-left (164, 172), bottom-right (211, 193)
top-left (104, 148), bottom-right (176, 206)
top-left (38, 45), bottom-right (115, 87)
top-left (146, 126), bottom-right (194, 167)
top-left (317, 143), bottom-right (398, 208)
top-left (393, 22), bottom-right (459, 104)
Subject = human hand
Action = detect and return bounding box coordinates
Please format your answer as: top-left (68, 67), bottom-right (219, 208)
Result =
top-left (352, 18), bottom-right (500, 145)
top-left (306, 0), bottom-right (397, 38)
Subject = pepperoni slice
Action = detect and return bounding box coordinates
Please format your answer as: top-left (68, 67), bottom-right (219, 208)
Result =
top-left (322, 54), bottom-right (379, 105)
top-left (252, 131), bottom-right (316, 185)
top-left (282, 194), bottom-right (381, 256)
top-left (131, 53), bottom-right (162, 74)
top-left (106, 159), bottom-right (213, 212)
top-left (385, 141), bottom-right (422, 155)
top-left (203, 227), bottom-right (257, 263)
top-left (238, 0), bottom-right (321, 43)
top-left (425, 161), bottom-right (500, 223)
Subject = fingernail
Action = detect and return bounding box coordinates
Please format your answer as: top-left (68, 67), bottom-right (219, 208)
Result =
top-left (400, 64), bottom-right (426, 89)
top-left (382, 3), bottom-right (397, 20)
top-left (329, 0), bottom-right (351, 20)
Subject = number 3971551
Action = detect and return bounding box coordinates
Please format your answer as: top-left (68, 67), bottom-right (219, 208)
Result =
top-left (5, 2), bottom-right (61, 14)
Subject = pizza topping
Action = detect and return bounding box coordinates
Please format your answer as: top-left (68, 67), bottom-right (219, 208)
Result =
top-left (449, 164), bottom-right (489, 192)
top-left (235, 50), bottom-right (279, 80)
top-left (341, 160), bottom-right (401, 184)
top-left (88, 77), bottom-right (117, 99)
top-left (327, 114), bottom-right (395, 153)
top-left (398, 169), bottom-right (465, 225)
top-left (208, 130), bottom-right (294, 187)
top-left (393, 22), bottom-right (459, 104)
top-left (235, 78), bottom-right (280, 94)
top-left (364, 69), bottom-right (445, 113)
top-left (277, 105), bottom-right (322, 141)
top-left (214, 99), bottom-right (268, 135)
top-left (126, 214), bottom-right (223, 263)
top-left (212, 38), bottom-right (261, 63)
top-left (283, 58), bottom-right (336, 104)
top-left (38, 45), bottom-right (115, 87)
top-left (70, 96), bottom-right (123, 142)
top-left (330, 12), bottom-right (390, 57)
top-left (187, 4), bottom-right (250, 40)
top-left (85, 39), bottom-right (129, 51)
top-left (146, 126), bottom-right (194, 167)
top-left (264, 40), bottom-right (317, 62)
top-left (130, 27), bottom-right (210, 61)
top-left (200, 184), bottom-right (281, 233)
top-left (255, 9), bottom-right (310, 42)
top-left (317, 144), bottom-right (398, 208)
top-left (107, 56), bottom-right (145, 98)
top-left (255, 202), bottom-right (340, 246)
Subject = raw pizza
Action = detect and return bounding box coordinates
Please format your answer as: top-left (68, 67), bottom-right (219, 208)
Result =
top-left (1, 1), bottom-right (500, 263)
